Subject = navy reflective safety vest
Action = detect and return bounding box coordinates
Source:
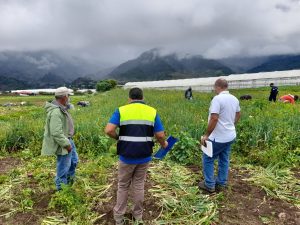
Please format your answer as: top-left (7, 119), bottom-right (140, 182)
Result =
top-left (117, 102), bottom-right (156, 158)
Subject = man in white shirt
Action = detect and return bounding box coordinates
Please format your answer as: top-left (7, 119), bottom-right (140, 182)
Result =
top-left (199, 78), bottom-right (241, 193)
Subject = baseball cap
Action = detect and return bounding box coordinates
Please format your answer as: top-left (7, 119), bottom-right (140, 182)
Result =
top-left (55, 87), bottom-right (74, 96)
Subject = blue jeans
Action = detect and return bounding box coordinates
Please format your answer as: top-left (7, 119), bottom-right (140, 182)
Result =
top-left (55, 139), bottom-right (78, 190)
top-left (202, 139), bottom-right (234, 189)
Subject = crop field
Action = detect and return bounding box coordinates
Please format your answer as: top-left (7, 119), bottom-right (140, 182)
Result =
top-left (0, 87), bottom-right (299, 225)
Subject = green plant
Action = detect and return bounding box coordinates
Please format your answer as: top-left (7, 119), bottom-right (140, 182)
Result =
top-left (0, 174), bottom-right (8, 184)
top-left (49, 185), bottom-right (85, 216)
top-left (96, 80), bottom-right (116, 92)
top-left (169, 132), bottom-right (201, 165)
top-left (1, 85), bottom-right (300, 224)
top-left (107, 79), bottom-right (117, 88)
top-left (20, 188), bottom-right (34, 211)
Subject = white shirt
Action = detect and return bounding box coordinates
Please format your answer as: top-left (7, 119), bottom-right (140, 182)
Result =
top-left (208, 91), bottom-right (240, 143)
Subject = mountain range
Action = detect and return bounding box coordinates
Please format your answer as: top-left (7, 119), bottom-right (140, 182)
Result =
top-left (108, 49), bottom-right (233, 82)
top-left (1, 49), bottom-right (300, 91)
top-left (0, 51), bottom-right (107, 90)
top-left (107, 49), bottom-right (300, 82)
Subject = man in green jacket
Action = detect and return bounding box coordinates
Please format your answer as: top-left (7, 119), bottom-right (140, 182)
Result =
top-left (41, 87), bottom-right (78, 190)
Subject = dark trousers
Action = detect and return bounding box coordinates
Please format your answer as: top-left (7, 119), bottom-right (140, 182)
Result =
top-left (269, 94), bottom-right (277, 102)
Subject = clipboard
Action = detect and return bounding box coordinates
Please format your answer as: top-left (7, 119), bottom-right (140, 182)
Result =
top-left (154, 135), bottom-right (178, 160)
top-left (201, 139), bottom-right (213, 157)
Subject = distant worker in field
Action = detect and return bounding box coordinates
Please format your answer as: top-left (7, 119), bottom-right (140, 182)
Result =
top-left (105, 87), bottom-right (168, 225)
top-left (279, 94), bottom-right (299, 104)
top-left (269, 83), bottom-right (279, 102)
top-left (41, 87), bottom-right (78, 191)
top-left (185, 87), bottom-right (193, 100)
top-left (240, 94), bottom-right (252, 100)
top-left (199, 79), bottom-right (241, 193)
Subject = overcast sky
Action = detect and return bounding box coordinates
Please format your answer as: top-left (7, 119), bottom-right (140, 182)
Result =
top-left (0, 0), bottom-right (300, 66)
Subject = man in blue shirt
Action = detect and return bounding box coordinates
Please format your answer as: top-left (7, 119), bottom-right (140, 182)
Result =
top-left (105, 87), bottom-right (168, 225)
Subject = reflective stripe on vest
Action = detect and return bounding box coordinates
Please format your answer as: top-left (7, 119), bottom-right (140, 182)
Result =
top-left (117, 102), bottom-right (156, 158)
top-left (119, 136), bottom-right (153, 142)
top-left (120, 120), bottom-right (154, 126)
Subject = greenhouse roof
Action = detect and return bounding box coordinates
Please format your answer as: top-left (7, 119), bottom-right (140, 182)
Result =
top-left (124, 69), bottom-right (300, 88)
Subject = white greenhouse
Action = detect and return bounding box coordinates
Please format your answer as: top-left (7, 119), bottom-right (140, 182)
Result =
top-left (124, 69), bottom-right (300, 91)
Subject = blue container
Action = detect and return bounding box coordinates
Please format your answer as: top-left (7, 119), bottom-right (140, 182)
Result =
top-left (154, 135), bottom-right (178, 160)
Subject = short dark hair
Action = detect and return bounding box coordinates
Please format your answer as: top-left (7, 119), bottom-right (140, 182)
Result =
top-left (294, 95), bottom-right (299, 101)
top-left (129, 87), bottom-right (143, 100)
top-left (270, 83), bottom-right (274, 86)
top-left (215, 78), bottom-right (228, 89)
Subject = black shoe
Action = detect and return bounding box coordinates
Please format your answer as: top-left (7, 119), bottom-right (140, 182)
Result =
top-left (132, 215), bottom-right (143, 225)
top-left (215, 184), bottom-right (227, 192)
top-left (198, 181), bottom-right (215, 193)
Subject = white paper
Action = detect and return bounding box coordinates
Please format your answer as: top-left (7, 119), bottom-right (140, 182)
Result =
top-left (201, 140), bottom-right (213, 157)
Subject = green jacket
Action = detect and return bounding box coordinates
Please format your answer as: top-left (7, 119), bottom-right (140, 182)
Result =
top-left (41, 102), bottom-right (70, 156)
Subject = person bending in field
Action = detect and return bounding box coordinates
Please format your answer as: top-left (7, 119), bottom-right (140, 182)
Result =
top-left (41, 87), bottom-right (78, 191)
top-left (269, 83), bottom-right (279, 102)
top-left (185, 87), bottom-right (193, 100)
top-left (279, 94), bottom-right (299, 104)
top-left (199, 79), bottom-right (241, 193)
top-left (105, 87), bottom-right (168, 225)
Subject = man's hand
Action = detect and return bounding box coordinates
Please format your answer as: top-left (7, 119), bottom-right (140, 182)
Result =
top-left (235, 112), bottom-right (241, 125)
top-left (105, 123), bottom-right (118, 140)
top-left (161, 140), bottom-right (168, 149)
top-left (66, 145), bottom-right (72, 153)
top-left (155, 131), bottom-right (168, 149)
top-left (201, 135), bottom-right (209, 147)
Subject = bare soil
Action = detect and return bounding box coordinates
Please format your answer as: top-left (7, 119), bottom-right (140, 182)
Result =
top-left (188, 165), bottom-right (300, 225)
top-left (0, 157), bottom-right (21, 174)
top-left (1, 157), bottom-right (299, 225)
top-left (0, 189), bottom-right (53, 225)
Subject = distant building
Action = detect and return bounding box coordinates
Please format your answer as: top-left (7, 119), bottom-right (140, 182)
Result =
top-left (75, 89), bottom-right (96, 94)
top-left (124, 69), bottom-right (300, 91)
top-left (11, 88), bottom-right (74, 95)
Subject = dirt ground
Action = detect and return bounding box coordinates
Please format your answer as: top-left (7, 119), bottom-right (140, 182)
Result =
top-left (187, 165), bottom-right (300, 225)
top-left (0, 190), bottom-right (53, 225)
top-left (0, 158), bottom-right (299, 225)
top-left (0, 175), bottom-right (53, 225)
top-left (0, 157), bottom-right (52, 225)
top-left (91, 165), bottom-right (300, 225)
top-left (0, 157), bottom-right (21, 174)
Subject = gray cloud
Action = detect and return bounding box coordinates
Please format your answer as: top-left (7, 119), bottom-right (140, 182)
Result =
top-left (275, 4), bottom-right (291, 12)
top-left (0, 0), bottom-right (300, 67)
top-left (24, 55), bottom-right (57, 70)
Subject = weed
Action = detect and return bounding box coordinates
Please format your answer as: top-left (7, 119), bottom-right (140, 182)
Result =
top-left (169, 131), bottom-right (201, 165)
top-left (245, 164), bottom-right (300, 208)
top-left (49, 185), bottom-right (86, 217)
